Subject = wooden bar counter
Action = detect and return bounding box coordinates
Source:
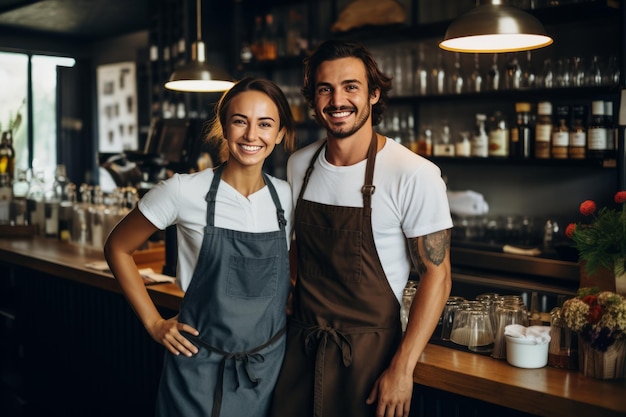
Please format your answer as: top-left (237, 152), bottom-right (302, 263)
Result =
top-left (1, 236), bottom-right (625, 416)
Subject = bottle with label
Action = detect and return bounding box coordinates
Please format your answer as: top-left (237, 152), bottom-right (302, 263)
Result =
top-left (605, 101), bottom-right (616, 159)
top-left (433, 122), bottom-right (455, 157)
top-left (416, 126), bottom-right (433, 157)
top-left (535, 101), bottom-right (553, 159)
top-left (455, 131), bottom-right (471, 157)
top-left (488, 111), bottom-right (509, 157)
top-left (551, 105), bottom-right (570, 159)
top-left (472, 114), bottom-right (489, 158)
top-left (587, 100), bottom-right (608, 159)
top-left (0, 131), bottom-right (14, 181)
top-left (510, 102), bottom-right (532, 159)
top-left (569, 105), bottom-right (587, 160)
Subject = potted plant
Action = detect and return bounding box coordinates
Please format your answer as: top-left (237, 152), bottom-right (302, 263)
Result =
top-left (565, 191), bottom-right (626, 294)
top-left (561, 287), bottom-right (626, 379)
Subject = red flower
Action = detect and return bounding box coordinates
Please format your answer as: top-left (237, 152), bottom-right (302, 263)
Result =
top-left (587, 304), bottom-right (604, 324)
top-left (565, 223), bottom-right (576, 238)
top-left (582, 294), bottom-right (597, 306)
top-left (615, 191), bottom-right (626, 204)
top-left (579, 200), bottom-right (597, 216)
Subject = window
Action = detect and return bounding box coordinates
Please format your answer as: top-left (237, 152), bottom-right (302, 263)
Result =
top-left (0, 51), bottom-right (75, 182)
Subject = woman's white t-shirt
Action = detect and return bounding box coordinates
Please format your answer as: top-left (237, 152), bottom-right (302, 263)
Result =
top-left (138, 168), bottom-right (293, 292)
top-left (287, 137), bottom-right (452, 302)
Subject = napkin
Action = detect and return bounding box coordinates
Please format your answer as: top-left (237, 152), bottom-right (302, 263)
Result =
top-left (504, 324), bottom-right (551, 345)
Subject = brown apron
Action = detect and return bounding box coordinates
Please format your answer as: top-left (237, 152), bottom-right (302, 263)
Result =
top-left (271, 132), bottom-right (402, 417)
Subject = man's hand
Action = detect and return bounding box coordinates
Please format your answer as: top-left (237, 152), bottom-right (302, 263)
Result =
top-left (365, 366), bottom-right (413, 417)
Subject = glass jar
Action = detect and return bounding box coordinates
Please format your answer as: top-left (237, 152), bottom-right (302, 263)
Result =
top-left (548, 307), bottom-right (578, 370)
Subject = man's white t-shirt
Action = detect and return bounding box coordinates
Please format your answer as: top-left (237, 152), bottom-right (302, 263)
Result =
top-left (287, 137), bottom-right (452, 302)
top-left (138, 168), bottom-right (293, 292)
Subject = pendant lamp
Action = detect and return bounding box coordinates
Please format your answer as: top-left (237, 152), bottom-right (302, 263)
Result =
top-left (439, 0), bottom-right (553, 53)
top-left (165, 0), bottom-right (234, 92)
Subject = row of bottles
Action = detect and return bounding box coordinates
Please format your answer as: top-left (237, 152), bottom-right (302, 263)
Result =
top-left (0, 165), bottom-right (138, 249)
top-left (381, 98), bottom-right (616, 161)
top-left (373, 43), bottom-right (620, 97)
top-left (241, 4), bottom-right (310, 64)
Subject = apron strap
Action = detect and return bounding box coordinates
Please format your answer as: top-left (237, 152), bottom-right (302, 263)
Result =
top-left (298, 131), bottom-right (379, 209)
top-left (188, 326), bottom-right (287, 417)
top-left (205, 164), bottom-right (286, 231)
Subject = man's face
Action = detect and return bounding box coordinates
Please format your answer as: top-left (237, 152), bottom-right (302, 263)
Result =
top-left (312, 57), bottom-right (379, 139)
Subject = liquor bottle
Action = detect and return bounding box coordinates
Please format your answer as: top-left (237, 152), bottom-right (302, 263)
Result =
top-left (52, 164), bottom-right (72, 241)
top-left (534, 101), bottom-right (552, 159)
top-left (551, 105), bottom-right (570, 159)
top-left (433, 122), bottom-right (455, 157)
top-left (605, 101), bottom-right (616, 159)
top-left (510, 102), bottom-right (532, 159)
top-left (262, 13), bottom-right (277, 61)
top-left (0, 131), bottom-right (14, 181)
top-left (472, 114), bottom-right (489, 158)
top-left (71, 184), bottom-right (92, 246)
top-left (488, 111), bottom-right (509, 158)
top-left (455, 132), bottom-right (471, 158)
top-left (587, 100), bottom-right (608, 159)
top-left (416, 126), bottom-right (433, 157)
top-left (89, 185), bottom-right (107, 248)
top-left (569, 105), bottom-right (587, 160)
top-left (414, 44), bottom-right (429, 96)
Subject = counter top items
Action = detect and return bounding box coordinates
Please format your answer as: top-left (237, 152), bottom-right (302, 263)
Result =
top-left (504, 324), bottom-right (551, 369)
top-left (447, 189), bottom-right (489, 217)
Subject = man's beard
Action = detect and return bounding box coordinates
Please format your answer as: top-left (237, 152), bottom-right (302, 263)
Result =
top-left (318, 104), bottom-right (371, 139)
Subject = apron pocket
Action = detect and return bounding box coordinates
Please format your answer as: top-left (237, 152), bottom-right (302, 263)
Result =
top-left (227, 255), bottom-right (278, 298)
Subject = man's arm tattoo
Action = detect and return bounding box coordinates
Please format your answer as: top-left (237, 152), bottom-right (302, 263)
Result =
top-left (424, 229), bottom-right (451, 266)
top-left (408, 229), bottom-right (451, 273)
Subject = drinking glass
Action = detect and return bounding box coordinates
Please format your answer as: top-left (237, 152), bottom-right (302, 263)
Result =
top-left (468, 309), bottom-right (494, 353)
top-left (491, 300), bottom-right (529, 359)
top-left (400, 287), bottom-right (417, 333)
top-left (440, 296), bottom-right (466, 340)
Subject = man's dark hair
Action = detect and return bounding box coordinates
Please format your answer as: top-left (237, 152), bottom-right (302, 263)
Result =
top-left (301, 39), bottom-right (392, 126)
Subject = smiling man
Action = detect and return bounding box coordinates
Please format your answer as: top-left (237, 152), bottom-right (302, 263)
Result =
top-left (270, 40), bottom-right (453, 417)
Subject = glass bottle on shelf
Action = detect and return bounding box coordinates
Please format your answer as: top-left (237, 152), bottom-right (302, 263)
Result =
top-left (433, 121), bottom-right (455, 157)
top-left (430, 52), bottom-right (446, 95)
top-left (449, 53), bottom-right (464, 95)
top-left (604, 101), bottom-right (616, 159)
top-left (587, 100), bottom-right (608, 159)
top-left (472, 114), bottom-right (489, 158)
top-left (488, 111), bottom-right (509, 158)
top-left (468, 53), bottom-right (483, 93)
top-left (551, 105), bottom-right (570, 159)
top-left (486, 54), bottom-right (500, 91)
top-left (416, 126), bottom-right (433, 157)
top-left (504, 53), bottom-right (522, 90)
top-left (520, 51), bottom-right (535, 89)
top-left (71, 184), bottom-right (92, 246)
top-left (510, 102), bottom-right (532, 159)
top-left (455, 131), bottom-right (471, 158)
top-left (414, 44), bottom-right (429, 96)
top-left (534, 101), bottom-right (552, 159)
top-left (569, 105), bottom-right (587, 160)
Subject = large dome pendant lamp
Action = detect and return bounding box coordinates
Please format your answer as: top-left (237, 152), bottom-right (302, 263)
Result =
top-left (165, 0), bottom-right (234, 92)
top-left (439, 0), bottom-right (553, 53)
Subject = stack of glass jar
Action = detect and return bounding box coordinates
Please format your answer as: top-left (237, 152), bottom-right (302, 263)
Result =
top-left (4, 164), bottom-right (138, 248)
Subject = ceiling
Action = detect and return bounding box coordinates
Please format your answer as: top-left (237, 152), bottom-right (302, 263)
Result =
top-left (0, 0), bottom-right (151, 41)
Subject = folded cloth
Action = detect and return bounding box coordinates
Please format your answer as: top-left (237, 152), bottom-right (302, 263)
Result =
top-left (447, 190), bottom-right (489, 217)
top-left (504, 324), bottom-right (551, 345)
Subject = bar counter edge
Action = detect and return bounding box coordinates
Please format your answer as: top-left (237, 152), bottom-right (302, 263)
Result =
top-left (1, 237), bottom-right (624, 417)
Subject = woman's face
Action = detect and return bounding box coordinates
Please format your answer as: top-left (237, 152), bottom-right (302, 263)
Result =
top-left (223, 90), bottom-right (284, 169)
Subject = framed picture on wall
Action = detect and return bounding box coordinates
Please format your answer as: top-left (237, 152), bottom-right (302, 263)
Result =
top-left (97, 61), bottom-right (138, 153)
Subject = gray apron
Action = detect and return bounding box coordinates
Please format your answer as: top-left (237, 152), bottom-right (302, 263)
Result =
top-left (271, 132), bottom-right (402, 417)
top-left (156, 164), bottom-right (290, 417)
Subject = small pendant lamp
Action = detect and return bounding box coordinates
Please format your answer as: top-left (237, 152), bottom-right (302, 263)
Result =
top-left (439, 0), bottom-right (553, 53)
top-left (165, 0), bottom-right (234, 92)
